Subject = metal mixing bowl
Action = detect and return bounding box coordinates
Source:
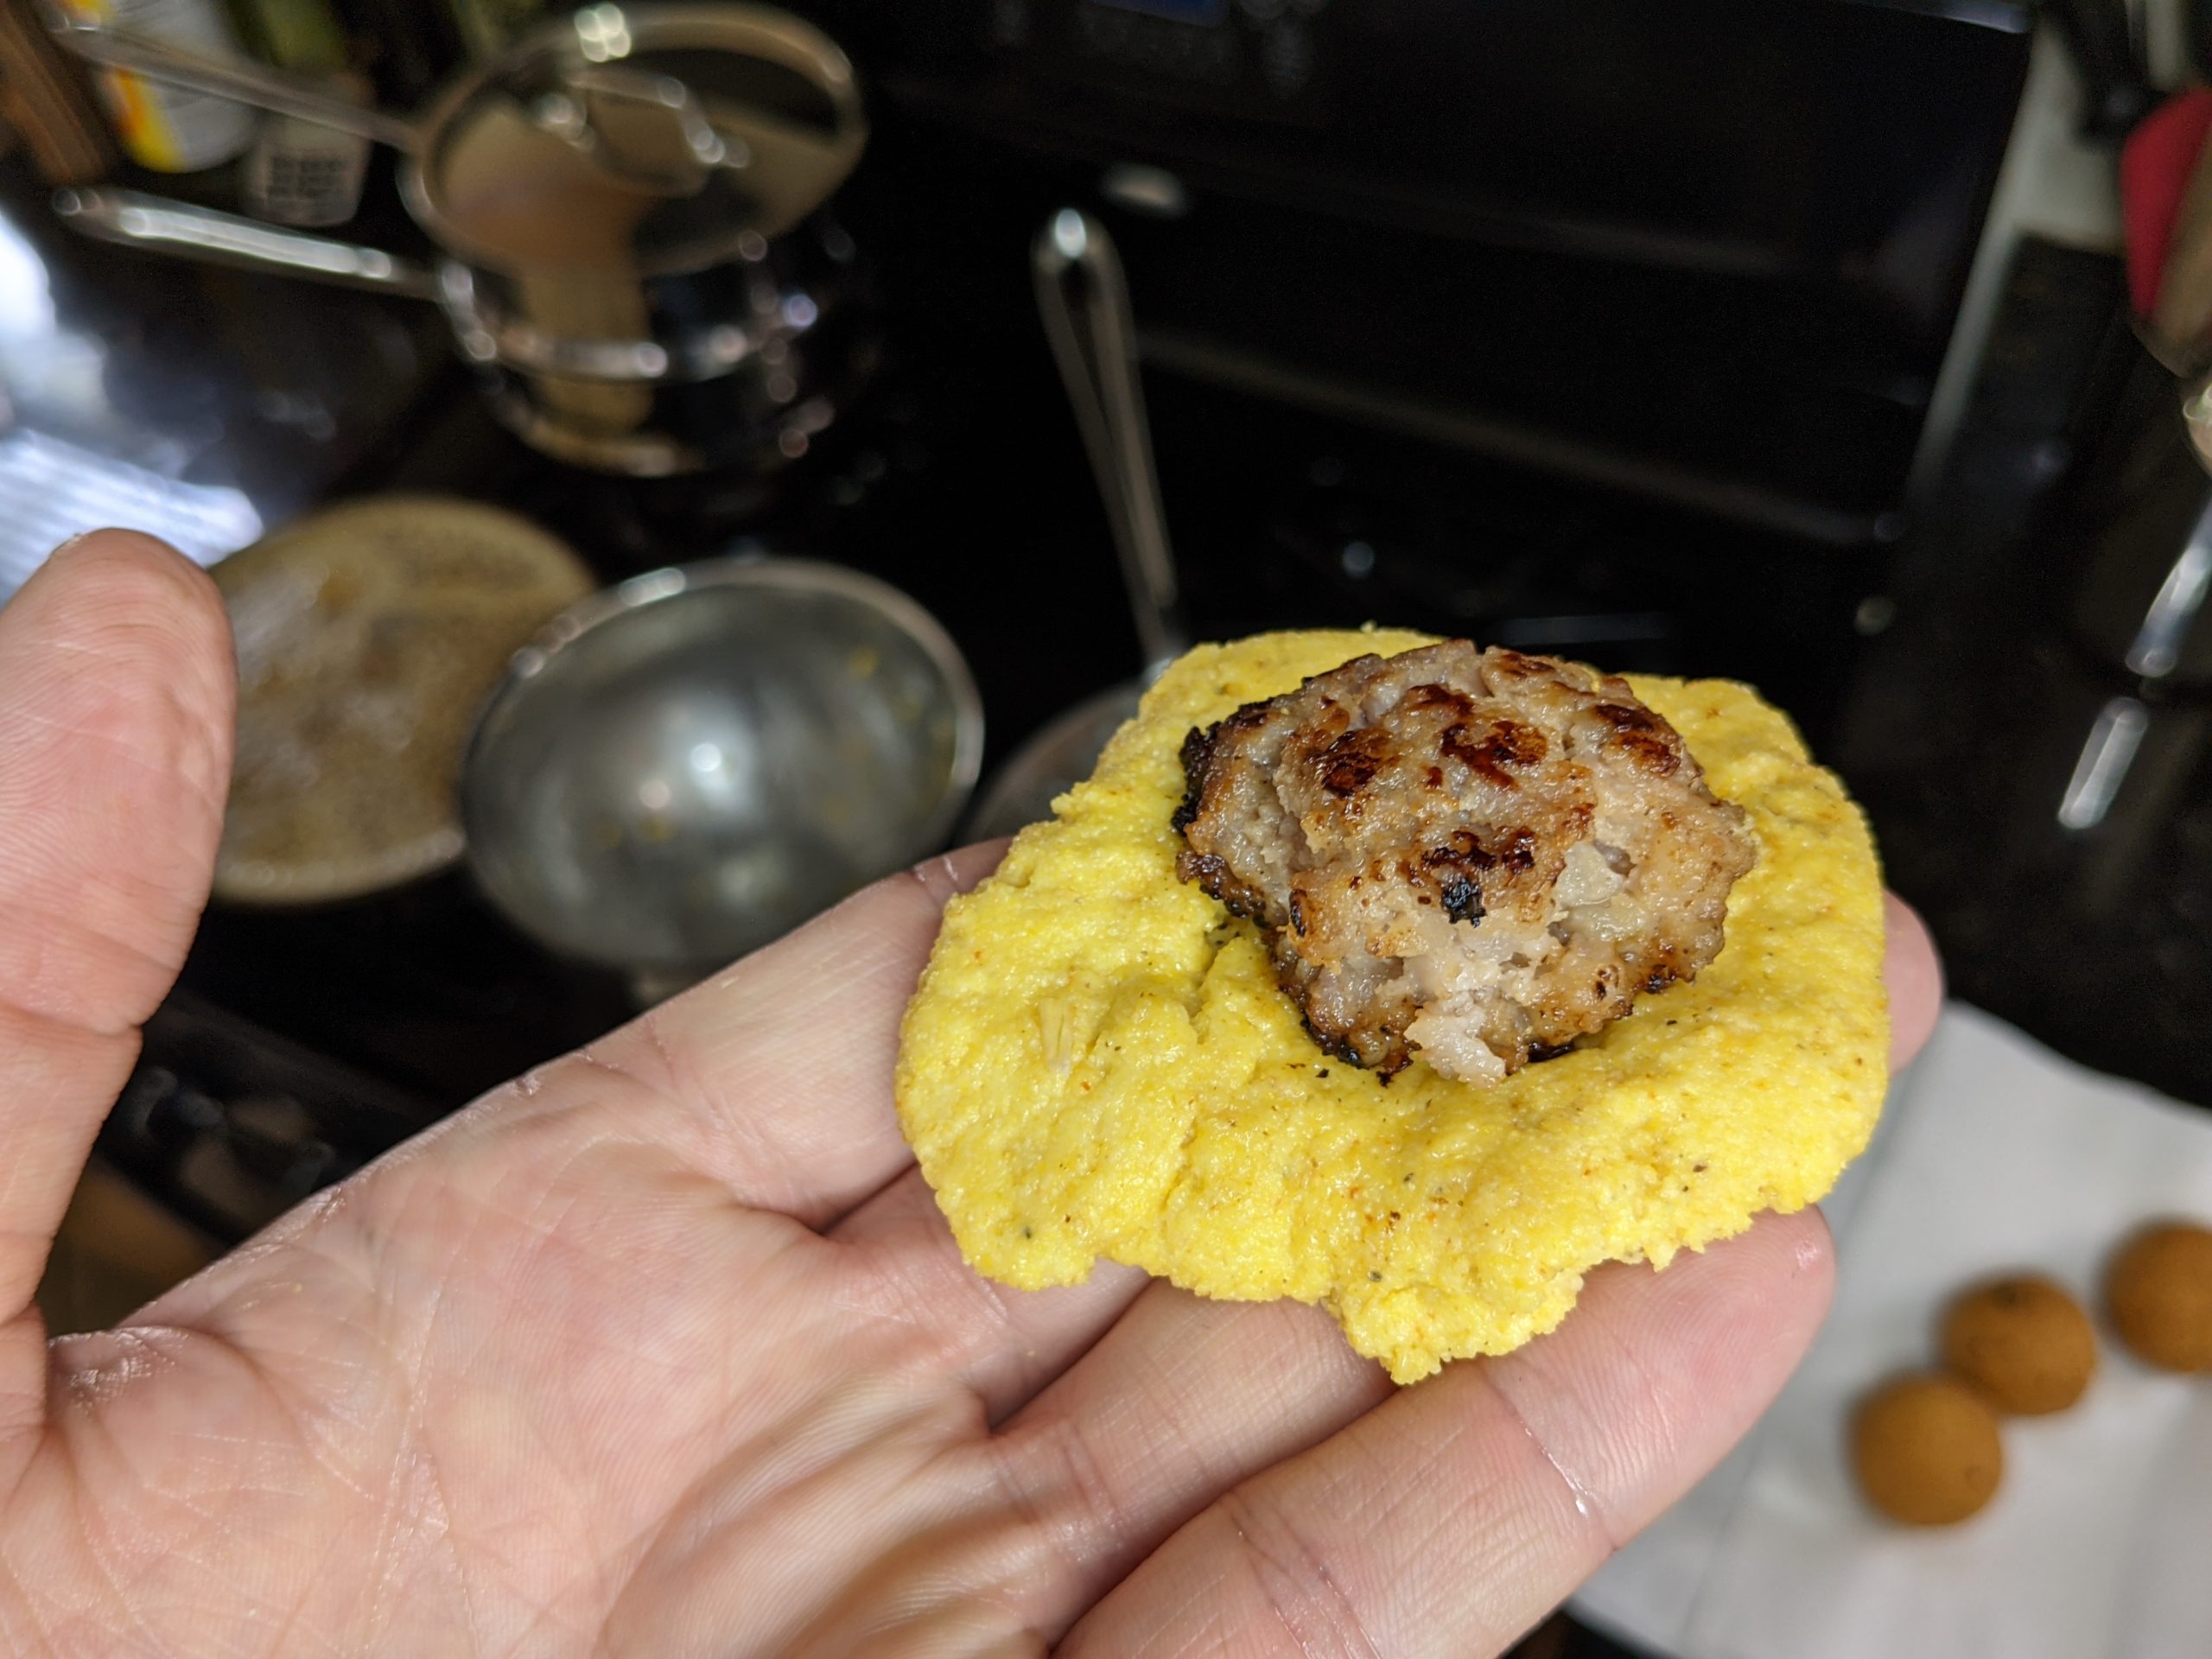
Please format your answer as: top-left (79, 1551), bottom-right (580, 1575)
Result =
top-left (462, 556), bottom-right (982, 979)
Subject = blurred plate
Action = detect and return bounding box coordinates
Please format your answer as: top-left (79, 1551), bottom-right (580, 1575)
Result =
top-left (212, 495), bottom-right (594, 905)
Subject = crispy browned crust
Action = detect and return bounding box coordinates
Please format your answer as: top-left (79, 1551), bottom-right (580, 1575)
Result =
top-left (1173, 643), bottom-right (1755, 1081)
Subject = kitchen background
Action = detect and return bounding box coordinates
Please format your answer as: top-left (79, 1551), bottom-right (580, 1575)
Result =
top-left (5, 1), bottom-right (2209, 1653)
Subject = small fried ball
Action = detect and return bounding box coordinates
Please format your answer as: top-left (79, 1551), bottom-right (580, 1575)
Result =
top-left (1941, 1276), bottom-right (2096, 1414)
top-left (1853, 1373), bottom-right (2004, 1527)
top-left (2105, 1222), bottom-right (2212, 1373)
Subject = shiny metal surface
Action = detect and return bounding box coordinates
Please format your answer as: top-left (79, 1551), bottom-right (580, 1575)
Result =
top-left (56, 10), bottom-right (829, 201)
top-left (2125, 510), bottom-right (2212, 680)
top-left (2069, 367), bottom-right (2212, 690)
top-left (54, 186), bottom-right (855, 474)
top-left (48, 4), bottom-right (869, 477)
top-left (972, 210), bottom-right (1185, 836)
top-left (1032, 207), bottom-right (1185, 671)
top-left (462, 557), bottom-right (982, 977)
top-left (54, 189), bottom-right (440, 298)
top-left (2056, 695), bottom-right (2151, 833)
top-left (50, 3), bottom-right (867, 270)
top-left (398, 3), bottom-right (866, 272)
top-left (45, 10), bottom-right (420, 150)
top-left (53, 189), bottom-right (807, 381)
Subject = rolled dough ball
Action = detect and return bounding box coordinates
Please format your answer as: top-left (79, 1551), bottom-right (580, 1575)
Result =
top-left (2106, 1223), bottom-right (2212, 1374)
top-left (1852, 1373), bottom-right (2004, 1527)
top-left (1942, 1276), bottom-right (2096, 1414)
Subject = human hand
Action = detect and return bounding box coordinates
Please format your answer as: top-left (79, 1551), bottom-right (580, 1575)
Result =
top-left (0, 531), bottom-right (1942, 1656)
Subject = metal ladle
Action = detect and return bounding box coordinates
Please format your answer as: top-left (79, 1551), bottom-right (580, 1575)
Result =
top-left (965, 208), bottom-right (1189, 837)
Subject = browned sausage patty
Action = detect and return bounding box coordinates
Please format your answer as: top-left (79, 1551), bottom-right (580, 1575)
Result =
top-left (1173, 642), bottom-right (1756, 1081)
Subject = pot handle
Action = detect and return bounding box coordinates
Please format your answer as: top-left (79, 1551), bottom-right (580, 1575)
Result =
top-left (44, 10), bottom-right (418, 150)
top-left (1033, 208), bottom-right (1187, 673)
top-left (53, 188), bottom-right (441, 301)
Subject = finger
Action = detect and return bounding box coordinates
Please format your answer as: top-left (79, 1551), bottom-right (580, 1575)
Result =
top-left (543, 841), bottom-right (1007, 1228)
top-left (1061, 1208), bottom-right (1835, 1658)
top-left (1883, 892), bottom-right (1942, 1071)
top-left (662, 1282), bottom-right (1394, 1658)
top-left (0, 532), bottom-right (232, 1319)
top-left (982, 1282), bottom-right (1394, 1636)
top-left (830, 1163), bottom-right (1150, 1420)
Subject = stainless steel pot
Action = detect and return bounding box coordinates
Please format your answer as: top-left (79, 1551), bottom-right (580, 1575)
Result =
top-left (51, 4), bottom-right (869, 477)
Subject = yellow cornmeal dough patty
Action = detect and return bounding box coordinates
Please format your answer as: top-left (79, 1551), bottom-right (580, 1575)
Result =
top-left (896, 629), bottom-right (1889, 1382)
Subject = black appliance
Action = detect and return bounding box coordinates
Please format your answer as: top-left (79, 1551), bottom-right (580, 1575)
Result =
top-left (812, 0), bottom-right (2035, 532)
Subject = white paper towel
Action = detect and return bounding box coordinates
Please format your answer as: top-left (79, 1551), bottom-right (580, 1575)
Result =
top-left (1573, 1004), bottom-right (2212, 1659)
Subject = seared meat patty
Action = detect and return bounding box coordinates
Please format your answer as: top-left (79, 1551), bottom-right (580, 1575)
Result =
top-left (1173, 643), bottom-right (1756, 1082)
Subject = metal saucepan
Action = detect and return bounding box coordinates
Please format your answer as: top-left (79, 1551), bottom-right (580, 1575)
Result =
top-left (51, 4), bottom-right (870, 476)
top-left (461, 556), bottom-right (983, 995)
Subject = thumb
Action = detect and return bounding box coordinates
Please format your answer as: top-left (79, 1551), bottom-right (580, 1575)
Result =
top-left (0, 532), bottom-right (233, 1360)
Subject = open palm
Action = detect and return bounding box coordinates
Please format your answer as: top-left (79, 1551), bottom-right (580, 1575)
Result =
top-left (0, 532), bottom-right (1942, 1656)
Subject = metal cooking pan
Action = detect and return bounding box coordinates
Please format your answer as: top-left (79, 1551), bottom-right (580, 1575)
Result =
top-left (52, 3), bottom-right (870, 476)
